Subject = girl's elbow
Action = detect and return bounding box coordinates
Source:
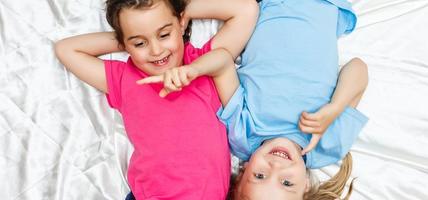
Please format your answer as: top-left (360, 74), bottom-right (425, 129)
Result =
top-left (351, 57), bottom-right (367, 69)
top-left (54, 39), bottom-right (67, 59)
top-left (243, 0), bottom-right (259, 20)
top-left (352, 57), bottom-right (369, 87)
top-left (54, 39), bottom-right (74, 71)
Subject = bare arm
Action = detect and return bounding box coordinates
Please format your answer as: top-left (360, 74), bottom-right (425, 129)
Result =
top-left (300, 57), bottom-right (368, 154)
top-left (189, 48), bottom-right (239, 106)
top-left (331, 57), bottom-right (368, 109)
top-left (178, 0), bottom-right (258, 105)
top-left (137, 48), bottom-right (239, 106)
top-left (54, 32), bottom-right (122, 93)
top-left (184, 0), bottom-right (259, 59)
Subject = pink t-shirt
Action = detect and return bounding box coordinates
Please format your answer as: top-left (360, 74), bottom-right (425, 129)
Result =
top-left (104, 40), bottom-right (230, 200)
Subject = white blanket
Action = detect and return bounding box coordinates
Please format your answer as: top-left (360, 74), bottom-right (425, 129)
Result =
top-left (1, 0), bottom-right (427, 199)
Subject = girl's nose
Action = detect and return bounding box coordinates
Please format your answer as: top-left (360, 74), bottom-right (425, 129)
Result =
top-left (269, 158), bottom-right (292, 169)
top-left (150, 41), bottom-right (163, 56)
top-left (269, 159), bottom-right (283, 168)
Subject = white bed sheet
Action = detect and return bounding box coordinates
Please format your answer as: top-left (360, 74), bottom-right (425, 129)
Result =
top-left (0, 0), bottom-right (427, 199)
top-left (317, 0), bottom-right (428, 199)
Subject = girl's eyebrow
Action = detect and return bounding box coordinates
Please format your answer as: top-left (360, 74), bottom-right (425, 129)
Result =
top-left (127, 23), bottom-right (173, 41)
top-left (127, 35), bottom-right (142, 41)
top-left (157, 23), bottom-right (173, 31)
top-left (246, 177), bottom-right (298, 194)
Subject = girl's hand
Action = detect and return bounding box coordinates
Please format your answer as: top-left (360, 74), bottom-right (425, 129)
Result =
top-left (299, 103), bottom-right (343, 155)
top-left (136, 66), bottom-right (199, 97)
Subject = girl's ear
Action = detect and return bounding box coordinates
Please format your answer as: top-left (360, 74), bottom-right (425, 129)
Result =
top-left (179, 12), bottom-right (189, 35)
top-left (238, 162), bottom-right (248, 173)
top-left (304, 176), bottom-right (311, 193)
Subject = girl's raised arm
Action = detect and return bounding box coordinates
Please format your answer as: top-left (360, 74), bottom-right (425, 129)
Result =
top-left (54, 32), bottom-right (121, 93)
top-left (300, 58), bottom-right (369, 154)
top-left (177, 0), bottom-right (258, 106)
top-left (331, 58), bottom-right (369, 109)
top-left (184, 0), bottom-right (259, 59)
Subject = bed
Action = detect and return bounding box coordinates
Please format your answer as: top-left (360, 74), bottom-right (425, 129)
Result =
top-left (1, 0), bottom-right (427, 199)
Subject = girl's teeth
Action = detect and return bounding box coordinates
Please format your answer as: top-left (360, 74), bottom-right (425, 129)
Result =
top-left (272, 151), bottom-right (289, 159)
top-left (154, 56), bottom-right (168, 65)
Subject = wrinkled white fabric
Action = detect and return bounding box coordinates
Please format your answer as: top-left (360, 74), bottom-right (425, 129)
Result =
top-left (314, 0), bottom-right (428, 199)
top-left (1, 0), bottom-right (427, 199)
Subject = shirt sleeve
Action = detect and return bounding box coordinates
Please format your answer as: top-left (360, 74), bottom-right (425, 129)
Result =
top-left (183, 39), bottom-right (213, 65)
top-left (217, 85), bottom-right (254, 161)
top-left (104, 60), bottom-right (126, 110)
top-left (337, 6), bottom-right (357, 36)
top-left (325, 0), bottom-right (357, 37)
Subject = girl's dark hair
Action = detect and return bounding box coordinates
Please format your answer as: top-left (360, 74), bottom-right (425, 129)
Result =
top-left (105, 0), bottom-right (191, 48)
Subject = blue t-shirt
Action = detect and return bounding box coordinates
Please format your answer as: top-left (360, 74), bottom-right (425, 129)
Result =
top-left (218, 0), bottom-right (368, 169)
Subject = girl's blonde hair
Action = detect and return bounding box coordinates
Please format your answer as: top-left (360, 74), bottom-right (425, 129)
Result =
top-left (304, 153), bottom-right (355, 200)
top-left (229, 153), bottom-right (355, 200)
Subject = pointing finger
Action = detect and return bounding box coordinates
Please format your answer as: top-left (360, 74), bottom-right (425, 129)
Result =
top-left (136, 76), bottom-right (163, 85)
top-left (301, 134), bottom-right (322, 155)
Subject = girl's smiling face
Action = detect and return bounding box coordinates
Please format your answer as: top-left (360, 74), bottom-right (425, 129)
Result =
top-left (237, 138), bottom-right (310, 200)
top-left (119, 1), bottom-right (184, 75)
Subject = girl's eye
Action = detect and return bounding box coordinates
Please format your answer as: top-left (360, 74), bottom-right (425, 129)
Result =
top-left (282, 179), bottom-right (294, 187)
top-left (134, 42), bottom-right (145, 47)
top-left (160, 33), bottom-right (170, 38)
top-left (253, 173), bottom-right (266, 179)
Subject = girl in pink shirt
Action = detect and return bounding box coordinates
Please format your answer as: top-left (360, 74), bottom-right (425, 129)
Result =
top-left (55, 0), bottom-right (259, 199)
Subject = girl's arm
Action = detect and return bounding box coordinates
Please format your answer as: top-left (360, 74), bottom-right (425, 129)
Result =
top-left (137, 48), bottom-right (238, 106)
top-left (184, 0), bottom-right (259, 59)
top-left (330, 57), bottom-right (368, 109)
top-left (300, 58), bottom-right (369, 154)
top-left (180, 0), bottom-right (258, 105)
top-left (54, 32), bottom-right (121, 93)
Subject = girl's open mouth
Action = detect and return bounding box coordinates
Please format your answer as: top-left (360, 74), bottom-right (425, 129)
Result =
top-left (152, 55), bottom-right (170, 66)
top-left (269, 147), bottom-right (292, 161)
